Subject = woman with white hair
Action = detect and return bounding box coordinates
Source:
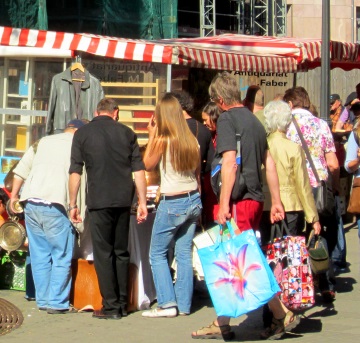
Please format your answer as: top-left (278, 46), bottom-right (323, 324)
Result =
top-left (260, 100), bottom-right (320, 243)
top-left (259, 100), bottom-right (321, 337)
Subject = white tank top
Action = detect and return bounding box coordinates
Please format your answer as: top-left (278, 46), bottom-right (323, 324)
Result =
top-left (160, 148), bottom-right (198, 194)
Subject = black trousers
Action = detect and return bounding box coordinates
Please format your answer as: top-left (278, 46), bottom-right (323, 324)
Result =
top-left (88, 207), bottom-right (130, 314)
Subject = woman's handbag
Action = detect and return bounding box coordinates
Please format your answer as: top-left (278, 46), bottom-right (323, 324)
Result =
top-left (347, 177), bottom-right (360, 214)
top-left (306, 230), bottom-right (330, 275)
top-left (311, 180), bottom-right (334, 217)
top-left (211, 133), bottom-right (247, 201)
top-left (197, 221), bottom-right (280, 318)
top-left (292, 118), bottom-right (334, 216)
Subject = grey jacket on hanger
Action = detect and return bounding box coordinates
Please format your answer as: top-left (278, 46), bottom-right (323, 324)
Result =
top-left (46, 67), bottom-right (104, 135)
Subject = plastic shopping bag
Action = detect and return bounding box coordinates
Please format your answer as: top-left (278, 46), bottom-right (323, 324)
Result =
top-left (192, 219), bottom-right (240, 279)
top-left (197, 221), bottom-right (280, 318)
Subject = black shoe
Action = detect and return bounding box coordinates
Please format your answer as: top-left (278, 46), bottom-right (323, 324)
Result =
top-left (120, 306), bottom-right (128, 317)
top-left (333, 261), bottom-right (348, 269)
top-left (92, 309), bottom-right (121, 320)
top-left (25, 296), bottom-right (36, 301)
top-left (322, 290), bottom-right (336, 303)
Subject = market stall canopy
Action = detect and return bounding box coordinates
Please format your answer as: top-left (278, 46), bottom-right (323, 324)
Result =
top-left (1, 26), bottom-right (360, 73)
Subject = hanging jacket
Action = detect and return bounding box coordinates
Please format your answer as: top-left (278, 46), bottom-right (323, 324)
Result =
top-left (46, 67), bottom-right (104, 135)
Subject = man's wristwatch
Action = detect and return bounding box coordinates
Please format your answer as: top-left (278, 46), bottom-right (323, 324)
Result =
top-left (68, 204), bottom-right (78, 212)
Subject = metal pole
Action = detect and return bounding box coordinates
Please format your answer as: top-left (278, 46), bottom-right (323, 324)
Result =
top-left (166, 64), bottom-right (172, 92)
top-left (351, 0), bottom-right (355, 43)
top-left (320, 0), bottom-right (330, 122)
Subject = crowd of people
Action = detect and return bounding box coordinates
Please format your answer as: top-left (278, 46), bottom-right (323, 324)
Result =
top-left (2, 72), bottom-right (359, 341)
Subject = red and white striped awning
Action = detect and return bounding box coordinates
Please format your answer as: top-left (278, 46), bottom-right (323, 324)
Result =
top-left (164, 34), bottom-right (360, 71)
top-left (1, 26), bottom-right (360, 73)
top-left (0, 26), bottom-right (174, 63)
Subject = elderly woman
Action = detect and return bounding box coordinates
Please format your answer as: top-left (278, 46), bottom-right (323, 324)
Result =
top-left (260, 100), bottom-right (320, 243)
top-left (259, 100), bottom-right (321, 335)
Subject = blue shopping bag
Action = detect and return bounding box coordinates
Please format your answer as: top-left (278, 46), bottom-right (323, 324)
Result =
top-left (197, 221), bottom-right (280, 318)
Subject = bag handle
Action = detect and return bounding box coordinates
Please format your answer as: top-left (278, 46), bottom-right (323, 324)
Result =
top-left (235, 133), bottom-right (241, 161)
top-left (306, 229), bottom-right (318, 249)
top-left (291, 117), bottom-right (321, 184)
top-left (212, 222), bottom-right (234, 247)
top-left (224, 220), bottom-right (237, 239)
top-left (269, 220), bottom-right (291, 243)
top-left (307, 229), bottom-right (326, 249)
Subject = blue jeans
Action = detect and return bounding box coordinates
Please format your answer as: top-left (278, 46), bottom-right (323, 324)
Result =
top-left (331, 196), bottom-right (347, 265)
top-left (25, 253), bottom-right (36, 299)
top-left (24, 201), bottom-right (75, 310)
top-left (150, 192), bottom-right (202, 314)
top-left (357, 215), bottom-right (360, 239)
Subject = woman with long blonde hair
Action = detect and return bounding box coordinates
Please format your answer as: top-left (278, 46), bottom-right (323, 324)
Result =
top-left (142, 93), bottom-right (202, 318)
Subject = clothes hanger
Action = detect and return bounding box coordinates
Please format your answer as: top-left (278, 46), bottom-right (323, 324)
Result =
top-left (71, 62), bottom-right (85, 73)
top-left (71, 56), bottom-right (85, 81)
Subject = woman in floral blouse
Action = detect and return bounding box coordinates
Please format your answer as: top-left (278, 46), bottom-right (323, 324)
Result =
top-left (283, 87), bottom-right (339, 303)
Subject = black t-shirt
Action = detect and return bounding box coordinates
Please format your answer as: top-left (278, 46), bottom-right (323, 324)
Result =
top-left (186, 118), bottom-right (214, 174)
top-left (215, 106), bottom-right (268, 202)
top-left (69, 116), bottom-right (145, 209)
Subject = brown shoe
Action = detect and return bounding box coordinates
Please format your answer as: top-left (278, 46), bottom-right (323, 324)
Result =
top-left (191, 322), bottom-right (235, 341)
top-left (92, 309), bottom-right (121, 320)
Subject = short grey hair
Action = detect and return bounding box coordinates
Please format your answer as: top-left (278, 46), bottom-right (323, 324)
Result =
top-left (209, 71), bottom-right (241, 106)
top-left (264, 100), bottom-right (292, 133)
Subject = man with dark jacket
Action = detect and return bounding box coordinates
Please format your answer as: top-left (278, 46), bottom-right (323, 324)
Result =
top-left (68, 98), bottom-right (147, 320)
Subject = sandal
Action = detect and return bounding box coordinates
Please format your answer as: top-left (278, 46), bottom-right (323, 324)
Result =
top-left (283, 310), bottom-right (300, 332)
top-left (260, 311), bottom-right (300, 340)
top-left (191, 322), bottom-right (235, 340)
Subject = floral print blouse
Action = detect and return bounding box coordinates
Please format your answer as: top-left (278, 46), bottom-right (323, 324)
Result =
top-left (286, 108), bottom-right (336, 187)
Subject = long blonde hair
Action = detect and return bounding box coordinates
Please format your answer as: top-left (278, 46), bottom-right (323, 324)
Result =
top-left (152, 93), bottom-right (199, 172)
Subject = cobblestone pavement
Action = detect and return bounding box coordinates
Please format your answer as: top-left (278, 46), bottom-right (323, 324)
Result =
top-left (0, 224), bottom-right (359, 343)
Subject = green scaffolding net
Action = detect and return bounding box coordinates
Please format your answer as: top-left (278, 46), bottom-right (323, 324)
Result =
top-left (0, 0), bottom-right (177, 39)
top-left (0, 0), bottom-right (47, 30)
top-left (94, 0), bottom-right (178, 39)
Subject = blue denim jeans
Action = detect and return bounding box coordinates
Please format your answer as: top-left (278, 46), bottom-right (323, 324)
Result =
top-left (24, 201), bottom-right (75, 310)
top-left (331, 196), bottom-right (347, 265)
top-left (150, 192), bottom-right (202, 314)
top-left (25, 253), bottom-right (36, 299)
top-left (357, 215), bottom-right (360, 239)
